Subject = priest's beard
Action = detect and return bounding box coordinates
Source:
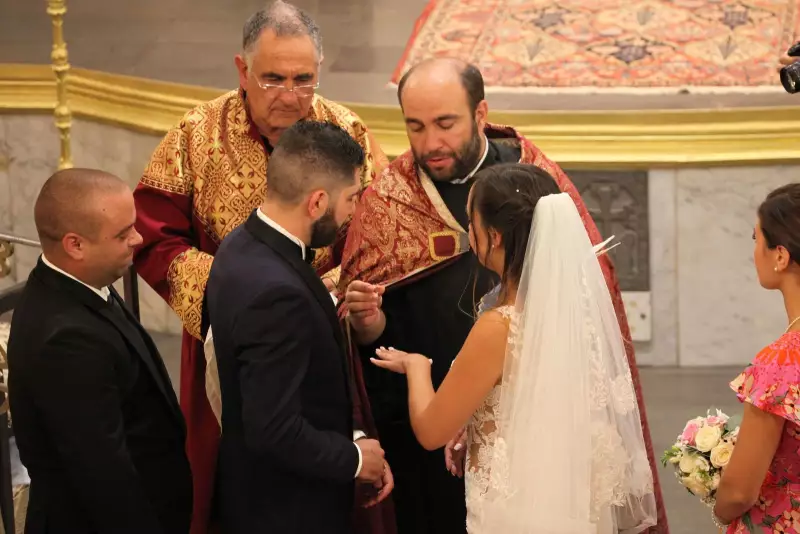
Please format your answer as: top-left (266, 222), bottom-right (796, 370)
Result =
top-left (309, 208), bottom-right (339, 249)
top-left (414, 121), bottom-right (483, 182)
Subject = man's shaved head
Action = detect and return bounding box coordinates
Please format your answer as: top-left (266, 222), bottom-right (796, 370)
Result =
top-left (397, 58), bottom-right (485, 115)
top-left (34, 168), bottom-right (128, 248)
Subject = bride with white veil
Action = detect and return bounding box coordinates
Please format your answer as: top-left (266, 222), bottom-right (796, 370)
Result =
top-left (372, 163), bottom-right (657, 533)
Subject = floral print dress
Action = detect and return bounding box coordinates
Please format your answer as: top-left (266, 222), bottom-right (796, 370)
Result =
top-left (729, 331), bottom-right (800, 533)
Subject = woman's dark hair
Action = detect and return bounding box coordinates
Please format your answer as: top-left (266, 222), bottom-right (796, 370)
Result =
top-left (758, 183), bottom-right (800, 264)
top-left (468, 163), bottom-right (561, 302)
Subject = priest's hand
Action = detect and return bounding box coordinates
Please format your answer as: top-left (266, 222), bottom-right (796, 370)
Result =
top-left (445, 426), bottom-right (468, 478)
top-left (372, 347), bottom-right (432, 374)
top-left (345, 281), bottom-right (387, 344)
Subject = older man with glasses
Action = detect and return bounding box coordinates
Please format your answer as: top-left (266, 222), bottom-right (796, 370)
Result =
top-left (132, 2), bottom-right (391, 534)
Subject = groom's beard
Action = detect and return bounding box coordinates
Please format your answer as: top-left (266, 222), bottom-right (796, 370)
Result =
top-left (309, 208), bottom-right (339, 249)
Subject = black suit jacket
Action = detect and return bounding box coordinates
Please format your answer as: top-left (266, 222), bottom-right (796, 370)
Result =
top-left (207, 211), bottom-right (359, 534)
top-left (7, 260), bottom-right (192, 534)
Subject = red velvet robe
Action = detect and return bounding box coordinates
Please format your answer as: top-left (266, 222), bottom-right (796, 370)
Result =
top-left (133, 89), bottom-right (391, 534)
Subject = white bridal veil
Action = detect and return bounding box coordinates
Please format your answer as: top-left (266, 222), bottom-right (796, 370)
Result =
top-left (480, 193), bottom-right (657, 533)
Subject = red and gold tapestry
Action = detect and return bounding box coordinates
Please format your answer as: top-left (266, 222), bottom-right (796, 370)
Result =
top-left (392, 0), bottom-right (800, 92)
top-left (339, 124), bottom-right (670, 533)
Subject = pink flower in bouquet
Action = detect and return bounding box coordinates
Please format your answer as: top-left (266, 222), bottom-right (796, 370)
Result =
top-left (706, 414), bottom-right (728, 428)
top-left (680, 421), bottom-right (701, 445)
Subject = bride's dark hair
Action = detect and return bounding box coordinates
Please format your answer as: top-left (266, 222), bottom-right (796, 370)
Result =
top-left (468, 163), bottom-right (561, 302)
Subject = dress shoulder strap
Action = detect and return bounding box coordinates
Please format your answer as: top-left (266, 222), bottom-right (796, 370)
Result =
top-left (491, 305), bottom-right (515, 320)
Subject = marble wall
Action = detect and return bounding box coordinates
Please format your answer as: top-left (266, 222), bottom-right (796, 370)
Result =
top-left (1, 114), bottom-right (798, 366)
top-left (634, 166), bottom-right (800, 367)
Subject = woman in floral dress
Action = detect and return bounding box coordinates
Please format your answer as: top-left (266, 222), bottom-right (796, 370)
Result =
top-left (715, 183), bottom-right (800, 532)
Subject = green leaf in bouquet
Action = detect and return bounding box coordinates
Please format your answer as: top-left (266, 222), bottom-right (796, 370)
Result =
top-left (661, 446), bottom-right (682, 467)
top-left (742, 512), bottom-right (756, 531)
top-left (726, 413), bottom-right (742, 431)
top-left (791, 497), bottom-right (800, 508)
top-left (762, 514), bottom-right (781, 527)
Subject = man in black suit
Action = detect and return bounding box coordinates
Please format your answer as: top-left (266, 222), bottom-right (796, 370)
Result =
top-left (7, 169), bottom-right (192, 534)
top-left (207, 121), bottom-right (393, 534)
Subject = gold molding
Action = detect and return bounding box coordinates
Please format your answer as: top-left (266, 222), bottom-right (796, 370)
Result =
top-left (2, 63), bottom-right (800, 167)
top-left (47, 0), bottom-right (73, 170)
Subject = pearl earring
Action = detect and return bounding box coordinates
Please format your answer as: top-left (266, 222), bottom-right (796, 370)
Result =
top-left (775, 266), bottom-right (779, 272)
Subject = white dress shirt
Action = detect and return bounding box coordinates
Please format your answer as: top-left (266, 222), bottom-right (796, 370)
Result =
top-left (41, 254), bottom-right (110, 301)
top-left (255, 209), bottom-right (367, 477)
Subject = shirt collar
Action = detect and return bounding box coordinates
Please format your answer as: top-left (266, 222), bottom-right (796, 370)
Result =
top-left (256, 208), bottom-right (307, 261)
top-left (40, 254), bottom-right (110, 301)
top-left (450, 135), bottom-right (490, 185)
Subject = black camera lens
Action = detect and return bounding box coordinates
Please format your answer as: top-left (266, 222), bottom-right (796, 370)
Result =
top-left (782, 42), bottom-right (800, 94)
top-left (782, 63), bottom-right (800, 94)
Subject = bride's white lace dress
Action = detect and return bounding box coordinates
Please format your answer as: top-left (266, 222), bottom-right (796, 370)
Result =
top-left (464, 304), bottom-right (513, 533)
top-left (463, 294), bottom-right (654, 533)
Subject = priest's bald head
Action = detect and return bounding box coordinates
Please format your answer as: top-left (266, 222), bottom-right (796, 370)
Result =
top-left (34, 168), bottom-right (142, 289)
top-left (397, 58), bottom-right (489, 182)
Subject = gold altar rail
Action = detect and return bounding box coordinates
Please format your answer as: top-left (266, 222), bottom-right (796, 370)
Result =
top-left (46, 0), bottom-right (72, 171)
top-left (0, 234), bottom-right (40, 249)
top-left (2, 63), bottom-right (800, 168)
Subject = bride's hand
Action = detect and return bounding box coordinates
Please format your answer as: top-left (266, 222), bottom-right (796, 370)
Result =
top-left (445, 426), bottom-right (467, 477)
top-left (371, 347), bottom-right (431, 374)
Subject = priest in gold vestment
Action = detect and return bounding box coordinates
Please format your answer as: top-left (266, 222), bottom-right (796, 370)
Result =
top-left (132, 4), bottom-right (391, 534)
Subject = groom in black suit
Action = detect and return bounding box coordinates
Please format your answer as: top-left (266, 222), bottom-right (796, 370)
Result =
top-left (7, 169), bottom-right (192, 534)
top-left (206, 121), bottom-right (393, 534)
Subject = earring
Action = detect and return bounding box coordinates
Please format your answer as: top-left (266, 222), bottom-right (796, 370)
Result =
top-left (775, 266), bottom-right (779, 272)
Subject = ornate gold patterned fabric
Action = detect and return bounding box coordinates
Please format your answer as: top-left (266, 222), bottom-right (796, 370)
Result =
top-left (167, 249), bottom-right (214, 340)
top-left (339, 123), bottom-right (587, 290)
top-left (137, 89), bottom-right (388, 339)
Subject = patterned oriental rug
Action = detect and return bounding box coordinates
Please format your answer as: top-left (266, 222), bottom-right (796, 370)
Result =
top-left (391, 0), bottom-right (800, 93)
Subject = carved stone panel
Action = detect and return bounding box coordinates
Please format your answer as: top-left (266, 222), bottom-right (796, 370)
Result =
top-left (565, 170), bottom-right (650, 292)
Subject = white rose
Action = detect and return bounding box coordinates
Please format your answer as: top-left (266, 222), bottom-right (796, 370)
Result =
top-left (679, 453), bottom-right (699, 473)
top-left (682, 472), bottom-right (711, 498)
top-left (693, 456), bottom-right (711, 472)
top-left (710, 442), bottom-right (734, 468)
top-left (695, 425), bottom-right (722, 452)
top-left (711, 473), bottom-right (721, 491)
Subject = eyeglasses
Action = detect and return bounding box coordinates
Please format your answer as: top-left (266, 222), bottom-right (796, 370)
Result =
top-left (254, 79), bottom-right (319, 98)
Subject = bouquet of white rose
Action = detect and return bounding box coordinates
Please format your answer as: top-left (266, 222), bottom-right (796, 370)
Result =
top-left (661, 409), bottom-right (740, 506)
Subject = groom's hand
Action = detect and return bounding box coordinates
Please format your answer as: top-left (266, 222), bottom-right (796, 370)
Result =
top-left (355, 438), bottom-right (385, 484)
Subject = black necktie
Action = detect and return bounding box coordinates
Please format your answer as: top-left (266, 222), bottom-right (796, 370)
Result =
top-left (107, 293), bottom-right (129, 321)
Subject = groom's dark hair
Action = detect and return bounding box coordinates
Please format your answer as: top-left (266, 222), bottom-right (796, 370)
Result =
top-left (266, 120), bottom-right (365, 204)
top-left (468, 163), bottom-right (561, 301)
